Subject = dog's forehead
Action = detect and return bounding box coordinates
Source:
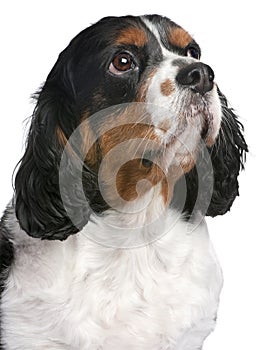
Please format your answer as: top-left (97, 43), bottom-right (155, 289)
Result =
top-left (97, 15), bottom-right (194, 51)
top-left (141, 16), bottom-right (193, 50)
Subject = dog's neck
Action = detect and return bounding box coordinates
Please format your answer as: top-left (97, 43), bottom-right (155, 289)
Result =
top-left (85, 183), bottom-right (173, 249)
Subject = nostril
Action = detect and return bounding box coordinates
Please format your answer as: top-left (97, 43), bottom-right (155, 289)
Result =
top-left (188, 69), bottom-right (201, 85)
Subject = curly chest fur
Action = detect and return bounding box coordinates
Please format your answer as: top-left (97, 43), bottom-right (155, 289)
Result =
top-left (1, 210), bottom-right (223, 350)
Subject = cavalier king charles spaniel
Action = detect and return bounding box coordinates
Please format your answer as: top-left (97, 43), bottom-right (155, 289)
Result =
top-left (0, 15), bottom-right (247, 349)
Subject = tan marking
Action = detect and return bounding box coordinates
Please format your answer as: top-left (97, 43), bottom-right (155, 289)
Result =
top-left (160, 79), bottom-right (175, 96)
top-left (161, 177), bottom-right (169, 205)
top-left (56, 126), bottom-right (67, 146)
top-left (116, 159), bottom-right (164, 202)
top-left (99, 123), bottom-right (159, 156)
top-left (56, 126), bottom-right (77, 159)
top-left (116, 27), bottom-right (148, 47)
top-left (168, 27), bottom-right (192, 48)
top-left (80, 120), bottom-right (98, 167)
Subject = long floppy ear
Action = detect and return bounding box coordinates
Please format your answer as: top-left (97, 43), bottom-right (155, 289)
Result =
top-left (14, 53), bottom-right (96, 240)
top-left (206, 89), bottom-right (248, 216)
top-left (182, 88), bottom-right (248, 217)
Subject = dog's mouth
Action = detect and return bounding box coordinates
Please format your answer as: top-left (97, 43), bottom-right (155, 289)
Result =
top-left (146, 89), bottom-right (222, 174)
top-left (174, 87), bottom-right (221, 144)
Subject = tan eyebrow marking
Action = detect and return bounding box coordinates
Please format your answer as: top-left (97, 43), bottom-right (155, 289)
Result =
top-left (168, 27), bottom-right (192, 48)
top-left (115, 27), bottom-right (148, 47)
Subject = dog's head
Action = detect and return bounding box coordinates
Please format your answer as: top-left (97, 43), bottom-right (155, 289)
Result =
top-left (15, 15), bottom-right (248, 240)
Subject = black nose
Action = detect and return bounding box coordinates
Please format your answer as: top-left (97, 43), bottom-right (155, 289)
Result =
top-left (176, 62), bottom-right (215, 95)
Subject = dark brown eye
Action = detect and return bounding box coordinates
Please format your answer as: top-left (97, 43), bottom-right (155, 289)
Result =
top-left (109, 53), bottom-right (136, 75)
top-left (187, 47), bottom-right (200, 60)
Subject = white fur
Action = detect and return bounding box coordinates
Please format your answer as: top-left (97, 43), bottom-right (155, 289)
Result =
top-left (1, 207), bottom-right (223, 350)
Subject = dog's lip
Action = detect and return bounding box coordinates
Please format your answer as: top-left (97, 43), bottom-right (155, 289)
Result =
top-left (145, 89), bottom-right (217, 162)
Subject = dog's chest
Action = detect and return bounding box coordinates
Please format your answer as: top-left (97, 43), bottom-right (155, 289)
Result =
top-left (1, 217), bottom-right (222, 350)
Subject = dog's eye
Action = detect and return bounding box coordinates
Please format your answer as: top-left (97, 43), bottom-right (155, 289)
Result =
top-left (109, 53), bottom-right (136, 75)
top-left (187, 47), bottom-right (200, 60)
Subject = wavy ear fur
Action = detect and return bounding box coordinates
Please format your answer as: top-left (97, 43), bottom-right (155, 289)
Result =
top-left (182, 88), bottom-right (248, 217)
top-left (14, 51), bottom-right (98, 240)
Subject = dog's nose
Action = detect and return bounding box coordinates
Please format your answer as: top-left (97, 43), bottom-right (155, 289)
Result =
top-left (176, 62), bottom-right (214, 95)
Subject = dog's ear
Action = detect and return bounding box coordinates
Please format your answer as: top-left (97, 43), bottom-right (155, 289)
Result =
top-left (206, 89), bottom-right (248, 216)
top-left (181, 88), bottom-right (248, 217)
top-left (14, 51), bottom-right (98, 240)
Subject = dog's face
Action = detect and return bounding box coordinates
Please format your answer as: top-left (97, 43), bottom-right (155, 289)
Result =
top-left (60, 16), bottom-right (221, 205)
top-left (14, 15), bottom-right (248, 240)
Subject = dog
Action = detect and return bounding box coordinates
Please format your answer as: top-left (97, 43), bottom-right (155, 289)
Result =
top-left (0, 15), bottom-right (247, 349)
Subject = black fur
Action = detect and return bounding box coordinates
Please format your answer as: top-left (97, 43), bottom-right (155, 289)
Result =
top-left (207, 90), bottom-right (248, 216)
top-left (14, 86), bottom-right (93, 240)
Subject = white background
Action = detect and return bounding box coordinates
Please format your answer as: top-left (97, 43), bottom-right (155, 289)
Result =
top-left (0, 1), bottom-right (273, 349)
